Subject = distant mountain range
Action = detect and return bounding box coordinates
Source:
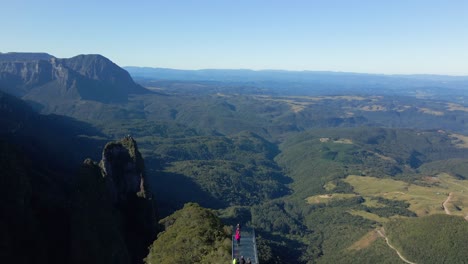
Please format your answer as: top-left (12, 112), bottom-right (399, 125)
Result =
top-left (125, 66), bottom-right (468, 105)
top-left (0, 52), bottom-right (149, 104)
top-left (124, 66), bottom-right (468, 87)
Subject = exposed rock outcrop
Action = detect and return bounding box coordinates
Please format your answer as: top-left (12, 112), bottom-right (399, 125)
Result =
top-left (71, 137), bottom-right (157, 264)
top-left (0, 93), bottom-right (157, 264)
top-left (100, 137), bottom-right (147, 202)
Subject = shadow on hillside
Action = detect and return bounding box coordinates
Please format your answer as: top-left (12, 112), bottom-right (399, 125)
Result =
top-left (146, 168), bottom-right (225, 218)
top-left (20, 114), bottom-right (108, 171)
top-left (1, 93), bottom-right (109, 173)
top-left (256, 230), bottom-right (314, 263)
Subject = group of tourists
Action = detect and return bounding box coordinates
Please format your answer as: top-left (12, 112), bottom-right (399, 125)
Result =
top-left (233, 255), bottom-right (252, 264)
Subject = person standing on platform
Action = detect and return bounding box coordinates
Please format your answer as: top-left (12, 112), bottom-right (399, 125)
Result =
top-left (235, 224), bottom-right (241, 246)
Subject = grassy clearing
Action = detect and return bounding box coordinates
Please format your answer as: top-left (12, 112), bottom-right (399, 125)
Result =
top-left (417, 107), bottom-right (444, 116)
top-left (360, 105), bottom-right (387, 111)
top-left (256, 95), bottom-right (368, 101)
top-left (362, 198), bottom-right (386, 208)
top-left (323, 181), bottom-right (337, 191)
top-left (344, 174), bottom-right (468, 217)
top-left (450, 133), bottom-right (468, 148)
top-left (333, 138), bottom-right (353, 144)
top-left (348, 210), bottom-right (389, 223)
top-left (447, 102), bottom-right (468, 112)
top-left (254, 95), bottom-right (369, 113)
top-left (305, 193), bottom-right (358, 204)
top-left (253, 96), bottom-right (315, 113)
top-left (319, 137), bottom-right (353, 144)
top-left (347, 229), bottom-right (380, 251)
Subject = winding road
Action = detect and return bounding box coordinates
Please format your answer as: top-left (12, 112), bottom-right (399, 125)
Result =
top-left (442, 192), bottom-right (453, 215)
top-left (377, 229), bottom-right (416, 264)
top-left (442, 192), bottom-right (468, 221)
top-left (376, 192), bottom-right (466, 264)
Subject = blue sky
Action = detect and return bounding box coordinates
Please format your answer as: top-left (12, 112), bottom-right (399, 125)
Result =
top-left (2, 0), bottom-right (468, 75)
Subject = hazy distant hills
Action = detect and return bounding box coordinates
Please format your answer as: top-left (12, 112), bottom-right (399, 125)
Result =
top-left (125, 66), bottom-right (468, 87)
top-left (0, 53), bottom-right (149, 104)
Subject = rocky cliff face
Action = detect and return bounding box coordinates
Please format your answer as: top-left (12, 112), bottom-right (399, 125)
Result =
top-left (71, 137), bottom-right (157, 264)
top-left (100, 137), bottom-right (147, 202)
top-left (0, 53), bottom-right (148, 102)
top-left (0, 131), bottom-right (157, 264)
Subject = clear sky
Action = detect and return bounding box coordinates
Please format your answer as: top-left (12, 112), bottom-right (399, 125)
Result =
top-left (2, 0), bottom-right (468, 75)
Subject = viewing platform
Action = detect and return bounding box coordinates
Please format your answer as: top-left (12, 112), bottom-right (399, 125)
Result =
top-left (232, 227), bottom-right (259, 264)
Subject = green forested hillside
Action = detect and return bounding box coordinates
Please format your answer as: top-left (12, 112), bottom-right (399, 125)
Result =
top-left (386, 214), bottom-right (468, 263)
top-left (88, 98), bottom-right (468, 263)
top-left (277, 127), bottom-right (468, 199)
top-left (145, 203), bottom-right (231, 264)
top-left (144, 131), bottom-right (291, 215)
top-left (266, 127), bottom-right (468, 263)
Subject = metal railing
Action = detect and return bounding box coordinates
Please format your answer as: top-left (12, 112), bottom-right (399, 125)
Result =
top-left (252, 228), bottom-right (259, 264)
top-left (231, 226), bottom-right (259, 264)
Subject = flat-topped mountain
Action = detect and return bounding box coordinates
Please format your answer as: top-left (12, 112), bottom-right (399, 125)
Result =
top-left (0, 53), bottom-right (149, 103)
top-left (0, 52), bottom-right (54, 61)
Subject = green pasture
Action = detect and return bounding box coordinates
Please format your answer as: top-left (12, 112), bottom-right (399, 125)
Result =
top-left (344, 173), bottom-right (468, 217)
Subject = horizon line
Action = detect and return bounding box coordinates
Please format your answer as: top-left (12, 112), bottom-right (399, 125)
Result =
top-left (2, 51), bottom-right (467, 77)
top-left (122, 65), bottom-right (468, 78)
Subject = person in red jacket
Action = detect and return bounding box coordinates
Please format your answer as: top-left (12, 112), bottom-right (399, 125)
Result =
top-left (235, 225), bottom-right (241, 246)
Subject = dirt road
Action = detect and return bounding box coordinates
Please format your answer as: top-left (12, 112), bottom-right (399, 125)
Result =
top-left (442, 192), bottom-right (453, 215)
top-left (377, 229), bottom-right (416, 264)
